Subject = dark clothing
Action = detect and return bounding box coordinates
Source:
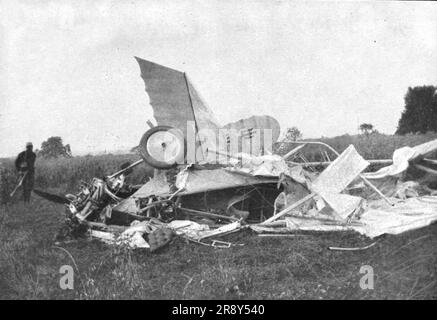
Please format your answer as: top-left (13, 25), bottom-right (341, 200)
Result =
top-left (15, 150), bottom-right (36, 202)
top-left (22, 171), bottom-right (34, 202)
top-left (15, 150), bottom-right (36, 173)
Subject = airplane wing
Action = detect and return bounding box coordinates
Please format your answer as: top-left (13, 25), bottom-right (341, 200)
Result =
top-left (135, 57), bottom-right (281, 164)
top-left (222, 115), bottom-right (280, 156)
top-left (135, 57), bottom-right (220, 162)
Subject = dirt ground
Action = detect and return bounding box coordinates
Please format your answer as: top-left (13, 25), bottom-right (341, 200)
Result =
top-left (0, 194), bottom-right (436, 300)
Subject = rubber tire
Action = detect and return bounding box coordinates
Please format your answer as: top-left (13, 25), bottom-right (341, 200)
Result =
top-left (139, 126), bottom-right (186, 169)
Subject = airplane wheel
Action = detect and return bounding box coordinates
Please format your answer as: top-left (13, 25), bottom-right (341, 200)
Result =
top-left (139, 126), bottom-right (186, 169)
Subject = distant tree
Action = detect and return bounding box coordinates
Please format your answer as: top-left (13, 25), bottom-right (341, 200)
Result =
top-left (64, 144), bottom-right (72, 157)
top-left (284, 127), bottom-right (303, 142)
top-left (396, 86), bottom-right (437, 135)
top-left (359, 123), bottom-right (375, 135)
top-left (274, 127), bottom-right (303, 154)
top-left (39, 136), bottom-right (72, 159)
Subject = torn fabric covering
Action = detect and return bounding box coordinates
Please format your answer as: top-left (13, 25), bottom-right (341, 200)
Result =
top-left (91, 220), bottom-right (241, 245)
top-left (167, 220), bottom-right (210, 240)
top-left (410, 138), bottom-right (437, 158)
top-left (222, 115), bottom-right (281, 156)
top-left (227, 154), bottom-right (290, 177)
top-left (363, 139), bottom-right (437, 180)
top-left (112, 167), bottom-right (277, 214)
top-left (252, 147), bottom-right (370, 224)
top-left (319, 193), bottom-right (364, 220)
top-left (112, 197), bottom-right (137, 214)
top-left (362, 147), bottom-right (415, 179)
top-left (90, 219), bottom-right (172, 249)
top-left (311, 145), bottom-right (369, 218)
top-left (167, 220), bottom-right (241, 241)
top-left (284, 196), bottom-right (437, 238)
top-left (311, 145), bottom-right (369, 195)
top-left (225, 153), bottom-right (311, 185)
top-left (112, 171), bottom-right (170, 214)
top-left (250, 224), bottom-right (291, 234)
top-left (179, 169), bottom-right (277, 195)
top-left (135, 168), bottom-right (276, 197)
top-left (185, 75), bottom-right (223, 160)
top-left (358, 196), bottom-right (437, 238)
top-left (90, 227), bottom-right (151, 249)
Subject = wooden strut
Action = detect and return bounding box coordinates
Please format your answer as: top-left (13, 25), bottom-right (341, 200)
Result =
top-left (273, 141), bottom-right (395, 223)
top-left (84, 221), bottom-right (128, 232)
top-left (183, 72), bottom-right (204, 160)
top-left (107, 159), bottom-right (144, 179)
top-left (261, 193), bottom-right (316, 224)
top-left (423, 158), bottom-right (437, 165)
top-left (290, 142), bottom-right (394, 206)
top-left (328, 241), bottom-right (378, 251)
top-left (287, 159), bottom-right (394, 167)
top-left (258, 234), bottom-right (309, 238)
top-left (138, 199), bottom-right (174, 214)
top-left (415, 164), bottom-right (437, 176)
top-left (178, 207), bottom-right (239, 222)
top-left (282, 144), bottom-right (307, 160)
top-left (360, 174), bottom-right (394, 206)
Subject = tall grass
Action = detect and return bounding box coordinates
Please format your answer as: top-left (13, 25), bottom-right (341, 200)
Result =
top-left (0, 153), bottom-right (153, 196)
top-left (1, 132), bottom-right (437, 198)
top-left (277, 132), bottom-right (437, 161)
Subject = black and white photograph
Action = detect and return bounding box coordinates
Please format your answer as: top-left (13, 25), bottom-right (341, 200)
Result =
top-left (0, 0), bottom-right (436, 303)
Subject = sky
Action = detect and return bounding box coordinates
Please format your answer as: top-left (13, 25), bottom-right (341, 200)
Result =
top-left (1, 0), bottom-right (437, 157)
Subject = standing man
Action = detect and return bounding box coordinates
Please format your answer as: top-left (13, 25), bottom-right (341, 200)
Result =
top-left (14, 142), bottom-right (36, 202)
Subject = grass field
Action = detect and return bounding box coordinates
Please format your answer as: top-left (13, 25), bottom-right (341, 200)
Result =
top-left (0, 133), bottom-right (436, 300)
top-left (1, 196), bottom-right (436, 299)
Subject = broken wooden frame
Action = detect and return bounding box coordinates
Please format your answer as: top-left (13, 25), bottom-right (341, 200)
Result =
top-left (284, 141), bottom-right (394, 206)
top-left (263, 141), bottom-right (394, 224)
top-left (178, 207), bottom-right (239, 222)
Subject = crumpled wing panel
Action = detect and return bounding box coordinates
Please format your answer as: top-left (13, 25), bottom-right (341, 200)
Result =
top-left (222, 115), bottom-right (281, 156)
top-left (135, 57), bottom-right (195, 137)
top-left (185, 76), bottom-right (222, 160)
top-left (186, 76), bottom-right (221, 130)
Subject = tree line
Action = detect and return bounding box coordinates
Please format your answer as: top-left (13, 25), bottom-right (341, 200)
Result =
top-left (282, 85), bottom-right (437, 142)
top-left (37, 86), bottom-right (436, 158)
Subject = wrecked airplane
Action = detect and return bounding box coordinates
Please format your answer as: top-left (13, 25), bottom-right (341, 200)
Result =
top-left (34, 57), bottom-right (437, 251)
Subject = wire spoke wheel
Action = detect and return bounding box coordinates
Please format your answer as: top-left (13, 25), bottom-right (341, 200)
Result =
top-left (139, 126), bottom-right (186, 169)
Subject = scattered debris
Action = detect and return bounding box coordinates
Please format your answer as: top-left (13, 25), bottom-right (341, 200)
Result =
top-left (328, 241), bottom-right (378, 251)
top-left (33, 58), bottom-right (437, 252)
